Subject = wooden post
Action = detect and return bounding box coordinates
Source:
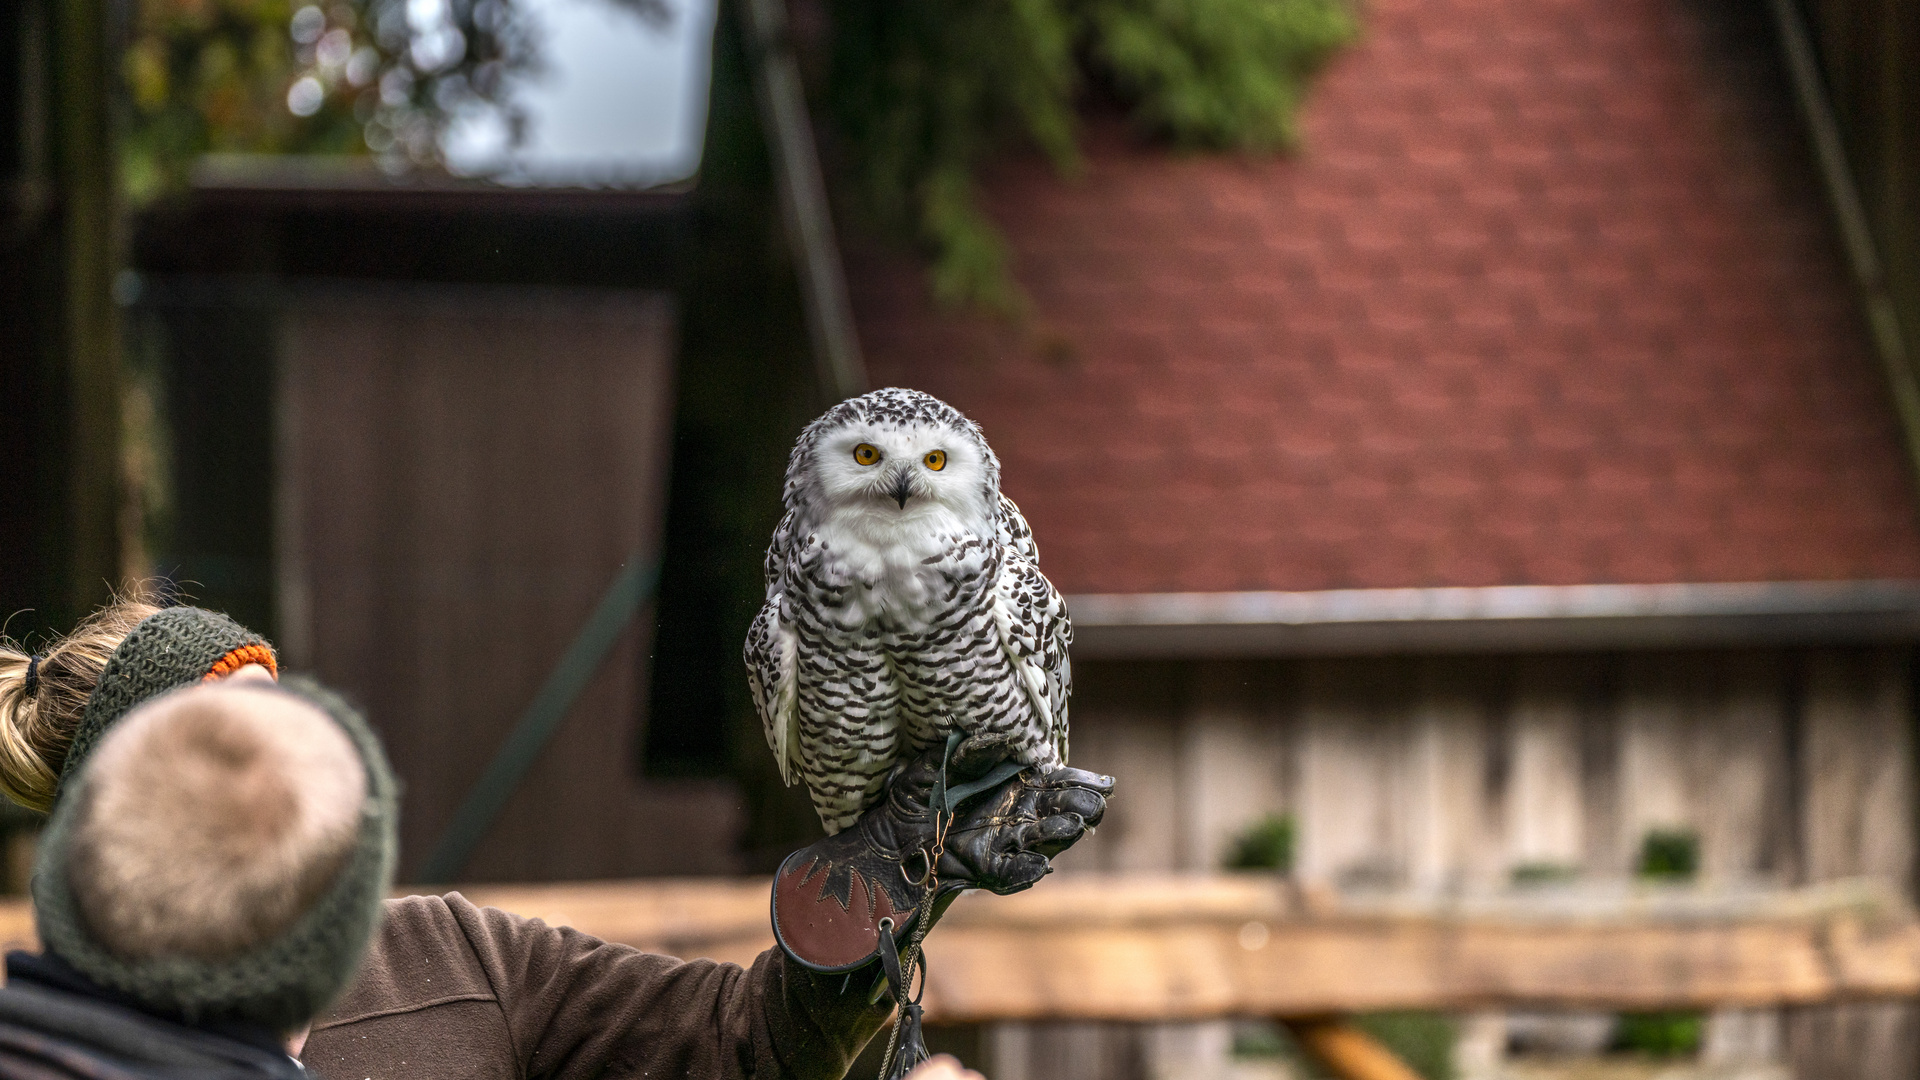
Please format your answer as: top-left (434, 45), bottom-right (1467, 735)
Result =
top-left (52, 0), bottom-right (121, 613)
top-left (0, 0), bottom-right (120, 636)
top-left (1283, 1017), bottom-right (1427, 1080)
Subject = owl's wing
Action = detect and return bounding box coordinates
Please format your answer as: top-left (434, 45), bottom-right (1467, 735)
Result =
top-left (746, 515), bottom-right (802, 787)
top-left (991, 495), bottom-right (1072, 762)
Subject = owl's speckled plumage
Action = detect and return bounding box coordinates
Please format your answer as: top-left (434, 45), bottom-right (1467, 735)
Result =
top-left (745, 388), bottom-right (1071, 834)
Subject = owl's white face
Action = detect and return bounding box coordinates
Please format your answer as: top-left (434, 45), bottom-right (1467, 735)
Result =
top-left (805, 421), bottom-right (993, 532)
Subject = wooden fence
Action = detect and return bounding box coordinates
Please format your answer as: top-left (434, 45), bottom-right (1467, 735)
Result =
top-left (2, 874), bottom-right (1912, 1016)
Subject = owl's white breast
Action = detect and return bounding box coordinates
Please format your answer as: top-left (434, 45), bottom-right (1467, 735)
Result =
top-left (803, 502), bottom-right (995, 631)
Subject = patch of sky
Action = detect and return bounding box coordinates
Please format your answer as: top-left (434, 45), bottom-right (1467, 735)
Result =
top-left (443, 0), bottom-right (716, 188)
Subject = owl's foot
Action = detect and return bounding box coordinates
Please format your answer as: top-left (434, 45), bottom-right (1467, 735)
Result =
top-left (946, 731), bottom-right (1026, 778)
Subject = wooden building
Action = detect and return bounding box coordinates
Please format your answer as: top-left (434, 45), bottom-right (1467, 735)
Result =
top-left (841, 0), bottom-right (1920, 1076)
top-left (124, 182), bottom-right (753, 883)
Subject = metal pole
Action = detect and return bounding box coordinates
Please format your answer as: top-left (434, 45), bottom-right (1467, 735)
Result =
top-left (739, 0), bottom-right (867, 405)
top-left (1767, 0), bottom-right (1920, 485)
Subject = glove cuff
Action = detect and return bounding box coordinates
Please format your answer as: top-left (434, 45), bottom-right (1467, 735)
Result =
top-left (771, 841), bottom-right (927, 972)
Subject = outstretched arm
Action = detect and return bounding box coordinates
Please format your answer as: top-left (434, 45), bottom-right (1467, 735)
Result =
top-left (464, 734), bottom-right (1113, 1080)
top-left (305, 893), bottom-right (891, 1080)
top-left (450, 896), bottom-right (892, 1080)
top-left (303, 747), bottom-right (1110, 1080)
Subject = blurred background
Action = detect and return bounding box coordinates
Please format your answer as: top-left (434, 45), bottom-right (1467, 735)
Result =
top-left (1, 0), bottom-right (1917, 1077)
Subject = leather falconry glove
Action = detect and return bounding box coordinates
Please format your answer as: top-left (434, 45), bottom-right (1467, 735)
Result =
top-left (772, 737), bottom-right (1112, 973)
top-left (771, 737), bottom-right (1113, 1080)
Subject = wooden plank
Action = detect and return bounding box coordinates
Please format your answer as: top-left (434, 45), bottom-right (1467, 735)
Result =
top-left (1285, 1019), bottom-right (1426, 1080)
top-left (1616, 653), bottom-right (1693, 873)
top-left (3, 875), bottom-right (1913, 1015)
top-left (1061, 664), bottom-right (1186, 874)
top-left (449, 875), bottom-right (1920, 1019)
top-left (1506, 659), bottom-right (1587, 874)
top-left (1409, 658), bottom-right (1501, 893)
top-left (1802, 648), bottom-right (1913, 885)
top-left (1298, 660), bottom-right (1419, 887)
top-left (278, 286), bottom-right (740, 883)
top-left (1178, 661), bottom-right (1286, 873)
top-left (918, 911), bottom-right (1867, 1020)
top-left (1691, 653), bottom-right (1791, 882)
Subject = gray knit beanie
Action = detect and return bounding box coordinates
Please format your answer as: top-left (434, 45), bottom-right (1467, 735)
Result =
top-left (59, 606), bottom-right (277, 795)
top-left (34, 676), bottom-right (398, 1033)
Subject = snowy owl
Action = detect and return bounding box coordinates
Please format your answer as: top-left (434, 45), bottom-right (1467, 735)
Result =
top-left (745, 387), bottom-right (1072, 834)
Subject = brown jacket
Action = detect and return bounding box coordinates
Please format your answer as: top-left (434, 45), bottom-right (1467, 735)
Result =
top-left (300, 893), bottom-right (891, 1080)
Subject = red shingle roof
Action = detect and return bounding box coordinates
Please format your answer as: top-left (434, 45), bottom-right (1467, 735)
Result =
top-left (847, 0), bottom-right (1920, 594)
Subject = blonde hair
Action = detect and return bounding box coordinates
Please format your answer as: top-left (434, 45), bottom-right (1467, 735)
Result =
top-left (0, 595), bottom-right (164, 813)
top-left (66, 683), bottom-right (366, 961)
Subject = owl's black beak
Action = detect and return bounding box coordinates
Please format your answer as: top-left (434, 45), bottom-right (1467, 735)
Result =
top-left (888, 470), bottom-right (915, 509)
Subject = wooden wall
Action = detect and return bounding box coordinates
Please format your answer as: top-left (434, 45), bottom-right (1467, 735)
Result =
top-left (276, 283), bottom-right (741, 883)
top-left (989, 647), bottom-right (1919, 1080)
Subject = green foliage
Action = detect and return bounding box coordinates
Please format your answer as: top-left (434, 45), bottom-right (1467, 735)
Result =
top-left (1637, 828), bottom-right (1700, 881)
top-left (1230, 1020), bottom-right (1291, 1058)
top-left (1510, 861), bottom-right (1580, 886)
top-left (1084, 0), bottom-right (1355, 149)
top-left (826, 0), bottom-right (1079, 314)
top-left (123, 0), bottom-right (536, 202)
top-left (827, 0), bottom-right (1357, 311)
top-left (1355, 1012), bottom-right (1457, 1080)
top-left (1613, 1011), bottom-right (1703, 1057)
top-left (124, 0), bottom-right (310, 200)
top-left (1223, 812), bottom-right (1295, 872)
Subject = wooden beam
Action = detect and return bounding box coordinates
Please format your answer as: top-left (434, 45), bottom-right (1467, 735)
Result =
top-left (1284, 1019), bottom-right (1427, 1080)
top-left (1, 875), bottom-right (1914, 1016)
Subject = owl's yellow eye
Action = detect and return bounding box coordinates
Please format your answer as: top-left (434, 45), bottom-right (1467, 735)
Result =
top-left (853, 444), bottom-right (881, 466)
top-left (923, 450), bottom-right (947, 471)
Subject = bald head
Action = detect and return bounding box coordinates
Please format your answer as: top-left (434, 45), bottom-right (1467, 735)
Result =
top-left (66, 683), bottom-right (367, 961)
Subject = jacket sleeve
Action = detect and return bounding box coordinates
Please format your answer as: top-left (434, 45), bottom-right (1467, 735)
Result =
top-left (441, 891), bottom-right (893, 1080)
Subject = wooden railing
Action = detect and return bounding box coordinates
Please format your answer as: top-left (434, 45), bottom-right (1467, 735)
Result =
top-left (446, 875), bottom-right (1920, 1017)
top-left (3, 875), bottom-right (1914, 1079)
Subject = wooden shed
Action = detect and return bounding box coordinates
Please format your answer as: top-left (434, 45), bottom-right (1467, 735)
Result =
top-left (125, 182), bottom-right (746, 883)
top-left (840, 0), bottom-right (1920, 1075)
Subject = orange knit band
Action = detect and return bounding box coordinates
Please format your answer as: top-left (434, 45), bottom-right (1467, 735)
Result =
top-left (201, 644), bottom-right (279, 682)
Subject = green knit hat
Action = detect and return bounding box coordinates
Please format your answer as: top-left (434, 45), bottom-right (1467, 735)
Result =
top-left (33, 676), bottom-right (399, 1032)
top-left (60, 606), bottom-right (277, 795)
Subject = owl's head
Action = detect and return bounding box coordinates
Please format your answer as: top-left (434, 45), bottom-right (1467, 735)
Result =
top-left (786, 388), bottom-right (1000, 529)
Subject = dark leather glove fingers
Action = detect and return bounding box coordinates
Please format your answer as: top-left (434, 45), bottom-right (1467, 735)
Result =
top-left (970, 847), bottom-right (1051, 895)
top-left (943, 802), bottom-right (1092, 890)
top-left (1021, 811), bottom-right (1089, 858)
top-left (1031, 779), bottom-right (1109, 829)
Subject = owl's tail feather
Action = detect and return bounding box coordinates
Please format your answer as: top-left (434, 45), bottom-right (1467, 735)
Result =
top-left (772, 654), bottom-right (799, 788)
top-left (774, 706), bottom-right (797, 788)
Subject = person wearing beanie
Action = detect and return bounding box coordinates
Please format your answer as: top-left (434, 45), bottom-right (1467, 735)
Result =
top-left (0, 678), bottom-right (398, 1078)
top-left (0, 600), bottom-right (1112, 1080)
top-left (0, 599), bottom-right (276, 814)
